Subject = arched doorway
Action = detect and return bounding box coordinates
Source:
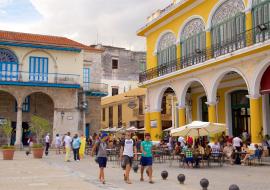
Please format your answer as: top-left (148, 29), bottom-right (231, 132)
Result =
top-left (0, 90), bottom-right (17, 145)
top-left (213, 71), bottom-right (250, 138)
top-left (21, 92), bottom-right (54, 145)
top-left (260, 65), bottom-right (270, 135)
top-left (182, 81), bottom-right (208, 123)
top-left (230, 90), bottom-right (250, 137)
top-left (160, 87), bottom-right (178, 131)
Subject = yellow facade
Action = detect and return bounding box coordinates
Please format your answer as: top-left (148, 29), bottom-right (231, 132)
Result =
top-left (137, 0), bottom-right (270, 142)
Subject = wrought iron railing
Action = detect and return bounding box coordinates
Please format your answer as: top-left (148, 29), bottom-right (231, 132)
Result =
top-left (139, 22), bottom-right (270, 83)
top-left (83, 82), bottom-right (108, 95)
top-left (0, 71), bottom-right (80, 85)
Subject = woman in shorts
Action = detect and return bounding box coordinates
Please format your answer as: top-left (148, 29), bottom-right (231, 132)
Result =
top-left (92, 133), bottom-right (108, 184)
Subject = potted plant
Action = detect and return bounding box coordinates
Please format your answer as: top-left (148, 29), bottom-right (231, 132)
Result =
top-left (30, 115), bottom-right (51, 159)
top-left (1, 120), bottom-right (15, 160)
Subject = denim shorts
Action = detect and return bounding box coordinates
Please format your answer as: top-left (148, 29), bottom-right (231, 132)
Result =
top-left (97, 157), bottom-right (107, 168)
top-left (140, 156), bottom-right (153, 166)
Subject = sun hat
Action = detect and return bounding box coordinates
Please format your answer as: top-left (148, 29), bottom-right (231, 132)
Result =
top-left (101, 133), bottom-right (108, 139)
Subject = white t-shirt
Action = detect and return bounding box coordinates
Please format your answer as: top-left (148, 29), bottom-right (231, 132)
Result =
top-left (233, 137), bottom-right (242, 147)
top-left (55, 136), bottom-right (62, 146)
top-left (178, 136), bottom-right (185, 147)
top-left (64, 135), bottom-right (72, 148)
top-left (211, 143), bottom-right (221, 153)
top-left (122, 139), bottom-right (135, 157)
top-left (45, 135), bottom-right (50, 143)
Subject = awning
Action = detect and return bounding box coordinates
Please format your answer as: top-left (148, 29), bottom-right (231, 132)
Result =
top-left (260, 66), bottom-right (270, 94)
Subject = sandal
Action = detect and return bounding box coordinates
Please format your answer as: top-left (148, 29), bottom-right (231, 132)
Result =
top-left (126, 180), bottom-right (132, 184)
top-left (140, 178), bottom-right (144, 182)
top-left (149, 181), bottom-right (154, 184)
top-left (124, 174), bottom-right (127, 181)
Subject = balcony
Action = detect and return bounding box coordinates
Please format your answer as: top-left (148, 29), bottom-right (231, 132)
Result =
top-left (139, 22), bottom-right (270, 83)
top-left (83, 82), bottom-right (108, 97)
top-left (0, 71), bottom-right (80, 88)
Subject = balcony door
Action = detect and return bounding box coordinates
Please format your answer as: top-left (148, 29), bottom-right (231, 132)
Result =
top-left (0, 48), bottom-right (18, 81)
top-left (83, 68), bottom-right (90, 90)
top-left (29, 56), bottom-right (48, 82)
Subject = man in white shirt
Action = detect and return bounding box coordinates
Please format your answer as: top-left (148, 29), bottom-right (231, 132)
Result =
top-left (45, 133), bottom-right (50, 156)
top-left (64, 132), bottom-right (72, 162)
top-left (233, 136), bottom-right (242, 151)
top-left (178, 136), bottom-right (185, 147)
top-left (120, 132), bottom-right (137, 184)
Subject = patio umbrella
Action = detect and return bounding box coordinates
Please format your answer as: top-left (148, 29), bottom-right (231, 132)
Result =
top-left (163, 126), bottom-right (175, 132)
top-left (170, 121), bottom-right (227, 137)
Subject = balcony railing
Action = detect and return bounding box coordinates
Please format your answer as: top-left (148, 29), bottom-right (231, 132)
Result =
top-left (0, 71), bottom-right (80, 87)
top-left (83, 82), bottom-right (108, 97)
top-left (139, 22), bottom-right (270, 83)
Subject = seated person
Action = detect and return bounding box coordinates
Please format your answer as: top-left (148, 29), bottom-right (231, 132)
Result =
top-left (223, 142), bottom-right (234, 164)
top-left (211, 141), bottom-right (221, 157)
top-left (241, 144), bottom-right (260, 165)
top-left (183, 144), bottom-right (194, 168)
top-left (193, 144), bottom-right (202, 168)
top-left (204, 145), bottom-right (212, 160)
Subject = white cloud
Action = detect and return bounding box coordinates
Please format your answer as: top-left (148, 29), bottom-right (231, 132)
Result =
top-left (0, 0), bottom-right (171, 50)
top-left (0, 0), bottom-right (12, 8)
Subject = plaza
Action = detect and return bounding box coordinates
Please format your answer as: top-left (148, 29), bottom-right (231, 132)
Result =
top-left (0, 151), bottom-right (269, 190)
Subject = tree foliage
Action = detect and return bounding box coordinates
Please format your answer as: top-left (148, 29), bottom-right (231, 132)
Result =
top-left (1, 120), bottom-right (12, 146)
top-left (30, 115), bottom-right (51, 145)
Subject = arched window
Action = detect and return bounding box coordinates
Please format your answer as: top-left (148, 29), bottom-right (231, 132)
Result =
top-left (211, 0), bottom-right (245, 55)
top-left (180, 18), bottom-right (206, 67)
top-left (157, 32), bottom-right (176, 66)
top-left (0, 48), bottom-right (18, 81)
top-left (252, 0), bottom-right (270, 42)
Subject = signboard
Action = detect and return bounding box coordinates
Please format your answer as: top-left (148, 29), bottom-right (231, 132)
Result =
top-left (150, 120), bottom-right (157, 128)
top-left (128, 100), bottom-right (137, 109)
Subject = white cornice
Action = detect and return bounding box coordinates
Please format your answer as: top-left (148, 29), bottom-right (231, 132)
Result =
top-left (143, 0), bottom-right (205, 37)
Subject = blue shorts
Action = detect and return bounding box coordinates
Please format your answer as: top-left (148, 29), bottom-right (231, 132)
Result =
top-left (141, 156), bottom-right (153, 166)
top-left (97, 157), bottom-right (107, 168)
top-left (185, 157), bottom-right (194, 163)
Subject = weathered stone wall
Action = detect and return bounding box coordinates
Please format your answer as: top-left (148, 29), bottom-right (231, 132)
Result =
top-left (85, 96), bottom-right (101, 135)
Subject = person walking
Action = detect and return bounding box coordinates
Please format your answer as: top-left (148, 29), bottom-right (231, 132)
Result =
top-left (91, 133), bottom-right (108, 184)
top-left (79, 134), bottom-right (86, 159)
top-left (140, 133), bottom-right (154, 184)
top-left (45, 133), bottom-right (50, 156)
top-left (64, 132), bottom-right (72, 162)
top-left (120, 132), bottom-right (137, 184)
top-left (55, 134), bottom-right (62, 154)
top-left (72, 134), bottom-right (81, 161)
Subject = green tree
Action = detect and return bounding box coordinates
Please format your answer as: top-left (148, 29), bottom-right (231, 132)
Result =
top-left (30, 115), bottom-right (51, 145)
top-left (1, 120), bottom-right (12, 146)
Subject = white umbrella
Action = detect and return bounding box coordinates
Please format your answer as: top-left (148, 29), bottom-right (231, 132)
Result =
top-left (170, 121), bottom-right (227, 137)
top-left (163, 126), bottom-right (175, 132)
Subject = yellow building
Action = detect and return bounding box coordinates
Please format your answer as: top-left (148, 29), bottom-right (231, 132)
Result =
top-left (137, 0), bottom-right (270, 142)
top-left (101, 88), bottom-right (174, 137)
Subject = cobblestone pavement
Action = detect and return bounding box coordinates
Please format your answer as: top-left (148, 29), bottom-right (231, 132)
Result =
top-left (1, 151), bottom-right (270, 190)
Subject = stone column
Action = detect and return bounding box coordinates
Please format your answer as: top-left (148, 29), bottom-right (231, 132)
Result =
top-left (250, 96), bottom-right (263, 144)
top-left (178, 106), bottom-right (186, 127)
top-left (15, 106), bottom-right (22, 147)
top-left (149, 111), bottom-right (162, 141)
top-left (208, 103), bottom-right (217, 123)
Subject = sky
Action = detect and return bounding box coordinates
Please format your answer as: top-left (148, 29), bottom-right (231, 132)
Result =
top-left (0, 0), bottom-right (172, 51)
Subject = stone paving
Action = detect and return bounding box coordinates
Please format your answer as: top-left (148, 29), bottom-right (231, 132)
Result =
top-left (1, 151), bottom-right (270, 190)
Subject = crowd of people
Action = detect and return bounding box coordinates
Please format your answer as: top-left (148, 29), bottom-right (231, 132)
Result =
top-left (28, 130), bottom-right (269, 185)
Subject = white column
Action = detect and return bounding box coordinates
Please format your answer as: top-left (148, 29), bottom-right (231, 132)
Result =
top-left (15, 106), bottom-right (22, 147)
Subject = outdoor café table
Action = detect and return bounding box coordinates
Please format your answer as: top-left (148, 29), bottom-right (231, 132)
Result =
top-left (234, 151), bottom-right (247, 165)
top-left (209, 152), bottom-right (224, 167)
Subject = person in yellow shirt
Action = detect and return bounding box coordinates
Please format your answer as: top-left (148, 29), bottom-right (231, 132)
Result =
top-left (79, 134), bottom-right (86, 159)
